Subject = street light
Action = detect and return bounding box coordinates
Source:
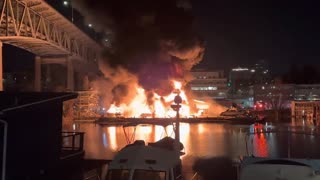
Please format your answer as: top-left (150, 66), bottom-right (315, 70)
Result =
top-left (63, 0), bottom-right (74, 23)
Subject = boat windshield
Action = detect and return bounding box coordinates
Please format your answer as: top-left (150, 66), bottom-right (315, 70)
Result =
top-left (106, 169), bottom-right (130, 180)
top-left (133, 169), bottom-right (166, 180)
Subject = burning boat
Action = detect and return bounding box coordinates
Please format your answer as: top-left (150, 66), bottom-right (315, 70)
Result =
top-left (104, 80), bottom-right (210, 119)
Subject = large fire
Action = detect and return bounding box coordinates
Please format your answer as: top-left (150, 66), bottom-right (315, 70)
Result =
top-left (106, 80), bottom-right (208, 118)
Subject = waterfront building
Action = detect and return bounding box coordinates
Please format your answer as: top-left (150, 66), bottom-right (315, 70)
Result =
top-left (291, 101), bottom-right (320, 126)
top-left (189, 70), bottom-right (228, 100)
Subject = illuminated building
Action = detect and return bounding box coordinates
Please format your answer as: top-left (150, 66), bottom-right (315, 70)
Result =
top-left (229, 67), bottom-right (253, 97)
top-left (189, 70), bottom-right (228, 100)
top-left (228, 67), bottom-right (254, 107)
top-left (294, 84), bottom-right (320, 100)
top-left (251, 60), bottom-right (272, 84)
top-left (252, 84), bottom-right (294, 110)
top-left (228, 60), bottom-right (272, 108)
top-left (252, 84), bottom-right (320, 110)
top-left (291, 101), bottom-right (320, 126)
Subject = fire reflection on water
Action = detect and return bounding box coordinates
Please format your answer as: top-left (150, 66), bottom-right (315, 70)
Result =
top-left (107, 127), bottom-right (118, 151)
top-left (109, 123), bottom-right (191, 157)
top-left (253, 133), bottom-right (268, 157)
top-left (80, 123), bottom-right (320, 171)
top-left (198, 124), bottom-right (205, 134)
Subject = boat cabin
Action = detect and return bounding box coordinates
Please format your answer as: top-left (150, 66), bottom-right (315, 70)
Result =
top-left (105, 139), bottom-right (183, 180)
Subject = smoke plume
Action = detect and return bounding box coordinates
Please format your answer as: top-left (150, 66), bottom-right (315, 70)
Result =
top-left (73, 0), bottom-right (204, 76)
top-left (73, 0), bottom-right (205, 111)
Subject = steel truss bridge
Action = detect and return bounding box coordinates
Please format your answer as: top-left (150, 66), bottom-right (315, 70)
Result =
top-left (0, 0), bottom-right (102, 91)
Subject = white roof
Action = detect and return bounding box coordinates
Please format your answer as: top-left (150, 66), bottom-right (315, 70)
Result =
top-left (109, 145), bottom-right (180, 171)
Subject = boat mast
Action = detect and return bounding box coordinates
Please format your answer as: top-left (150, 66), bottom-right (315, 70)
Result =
top-left (172, 94), bottom-right (182, 152)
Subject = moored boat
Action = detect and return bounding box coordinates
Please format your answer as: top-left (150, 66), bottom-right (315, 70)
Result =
top-left (240, 157), bottom-right (320, 180)
top-left (238, 129), bottom-right (320, 180)
top-left (105, 137), bottom-right (184, 180)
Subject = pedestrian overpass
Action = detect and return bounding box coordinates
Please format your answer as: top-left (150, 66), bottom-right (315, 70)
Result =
top-left (0, 0), bottom-right (102, 91)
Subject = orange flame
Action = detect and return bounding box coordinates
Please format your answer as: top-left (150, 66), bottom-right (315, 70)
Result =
top-left (107, 80), bottom-right (208, 118)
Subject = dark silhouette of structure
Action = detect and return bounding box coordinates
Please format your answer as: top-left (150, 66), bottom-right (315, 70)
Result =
top-left (0, 92), bottom-right (86, 180)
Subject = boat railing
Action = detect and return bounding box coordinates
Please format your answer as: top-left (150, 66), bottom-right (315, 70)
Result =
top-left (61, 131), bottom-right (85, 159)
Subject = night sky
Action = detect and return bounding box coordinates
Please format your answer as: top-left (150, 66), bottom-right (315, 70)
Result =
top-left (192, 0), bottom-right (320, 73)
top-left (4, 0), bottom-right (320, 74)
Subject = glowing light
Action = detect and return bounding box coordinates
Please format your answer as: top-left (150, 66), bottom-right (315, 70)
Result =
top-left (63, 1), bottom-right (68, 6)
top-left (232, 67), bottom-right (249, 71)
top-left (173, 80), bottom-right (182, 90)
top-left (106, 80), bottom-right (210, 118)
top-left (136, 126), bottom-right (152, 141)
top-left (88, 24), bottom-right (92, 27)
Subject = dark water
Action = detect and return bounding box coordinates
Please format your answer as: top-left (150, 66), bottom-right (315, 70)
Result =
top-left (76, 122), bottom-right (320, 178)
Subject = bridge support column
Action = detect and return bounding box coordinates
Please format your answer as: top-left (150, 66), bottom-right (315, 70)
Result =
top-left (67, 57), bottom-right (74, 91)
top-left (0, 41), bottom-right (3, 91)
top-left (34, 56), bottom-right (41, 92)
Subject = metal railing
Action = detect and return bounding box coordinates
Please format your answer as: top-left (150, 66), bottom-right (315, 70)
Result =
top-left (61, 132), bottom-right (84, 152)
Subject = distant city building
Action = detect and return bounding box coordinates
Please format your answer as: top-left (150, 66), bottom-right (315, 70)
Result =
top-left (294, 84), bottom-right (320, 101)
top-left (189, 70), bottom-right (228, 100)
top-left (252, 84), bottom-right (295, 110)
top-left (252, 84), bottom-right (320, 110)
top-left (229, 67), bottom-right (253, 97)
top-left (251, 60), bottom-right (272, 84)
top-left (227, 68), bottom-right (254, 108)
top-left (227, 60), bottom-right (272, 108)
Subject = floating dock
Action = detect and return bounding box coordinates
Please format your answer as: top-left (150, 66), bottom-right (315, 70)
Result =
top-left (94, 117), bottom-right (264, 126)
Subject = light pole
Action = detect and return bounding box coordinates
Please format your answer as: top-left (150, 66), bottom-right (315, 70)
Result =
top-left (63, 0), bottom-right (74, 23)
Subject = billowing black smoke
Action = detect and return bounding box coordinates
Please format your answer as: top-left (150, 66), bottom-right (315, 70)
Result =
top-left (73, 0), bottom-right (205, 109)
